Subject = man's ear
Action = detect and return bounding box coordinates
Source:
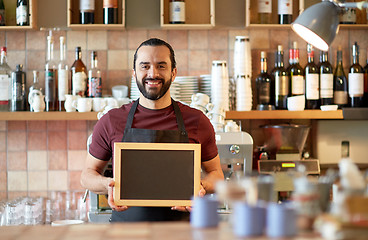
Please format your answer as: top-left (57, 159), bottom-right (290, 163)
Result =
top-left (171, 68), bottom-right (177, 82)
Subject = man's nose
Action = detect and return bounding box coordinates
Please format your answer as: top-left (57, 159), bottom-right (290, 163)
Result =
top-left (147, 66), bottom-right (159, 78)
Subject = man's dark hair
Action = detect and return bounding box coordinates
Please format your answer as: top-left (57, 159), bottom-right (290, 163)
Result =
top-left (133, 38), bottom-right (176, 71)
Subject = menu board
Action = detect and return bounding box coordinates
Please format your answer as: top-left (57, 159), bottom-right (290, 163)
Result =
top-left (113, 142), bottom-right (201, 207)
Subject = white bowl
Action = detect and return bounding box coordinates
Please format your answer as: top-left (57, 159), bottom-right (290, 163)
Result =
top-left (287, 95), bottom-right (305, 111)
top-left (320, 105), bottom-right (338, 111)
top-left (51, 219), bottom-right (84, 226)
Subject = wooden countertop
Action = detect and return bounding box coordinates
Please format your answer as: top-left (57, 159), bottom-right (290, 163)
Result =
top-left (0, 222), bottom-right (323, 240)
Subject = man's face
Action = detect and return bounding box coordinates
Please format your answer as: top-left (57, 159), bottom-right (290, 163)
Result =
top-left (134, 45), bottom-right (176, 100)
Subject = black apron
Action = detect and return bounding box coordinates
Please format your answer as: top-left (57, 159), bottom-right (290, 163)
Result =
top-left (110, 98), bottom-right (190, 222)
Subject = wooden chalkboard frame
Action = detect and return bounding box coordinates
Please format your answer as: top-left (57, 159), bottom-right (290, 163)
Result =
top-left (113, 142), bottom-right (201, 207)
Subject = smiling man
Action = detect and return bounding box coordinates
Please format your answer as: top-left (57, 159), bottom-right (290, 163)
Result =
top-left (80, 38), bottom-right (224, 222)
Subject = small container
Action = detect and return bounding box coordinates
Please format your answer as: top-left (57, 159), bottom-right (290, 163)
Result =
top-left (190, 196), bottom-right (219, 228)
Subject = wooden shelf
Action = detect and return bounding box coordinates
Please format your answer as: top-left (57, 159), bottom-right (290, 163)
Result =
top-left (0, 0), bottom-right (37, 30)
top-left (225, 110), bottom-right (344, 120)
top-left (0, 112), bottom-right (98, 121)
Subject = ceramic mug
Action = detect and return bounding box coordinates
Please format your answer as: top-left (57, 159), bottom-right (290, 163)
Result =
top-left (191, 93), bottom-right (210, 108)
top-left (233, 202), bottom-right (266, 237)
top-left (92, 97), bottom-right (106, 112)
top-left (104, 97), bottom-right (119, 108)
top-left (190, 196), bottom-right (219, 228)
top-left (28, 89), bottom-right (45, 112)
top-left (64, 94), bottom-right (78, 112)
top-left (72, 98), bottom-right (92, 112)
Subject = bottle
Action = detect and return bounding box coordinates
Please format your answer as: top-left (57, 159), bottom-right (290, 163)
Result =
top-left (278, 0), bottom-right (292, 24)
top-left (340, 0), bottom-right (357, 25)
top-left (45, 33), bottom-right (58, 111)
top-left (29, 70), bottom-right (43, 112)
top-left (16, 0), bottom-right (29, 26)
top-left (271, 45), bottom-right (289, 109)
top-left (11, 64), bottom-right (26, 111)
top-left (0, 0), bottom-right (5, 26)
top-left (103, 0), bottom-right (118, 24)
top-left (80, 0), bottom-right (95, 24)
top-left (348, 42), bottom-right (364, 107)
top-left (258, 0), bottom-right (272, 24)
top-left (71, 46), bottom-right (87, 97)
top-left (0, 47), bottom-right (11, 111)
top-left (289, 42), bottom-right (305, 97)
top-left (333, 47), bottom-right (348, 108)
top-left (319, 51), bottom-right (334, 106)
top-left (169, 0), bottom-right (185, 24)
top-left (364, 48), bottom-right (368, 107)
top-left (305, 44), bottom-right (320, 109)
top-left (256, 51), bottom-right (274, 109)
top-left (87, 51), bottom-right (102, 97)
top-left (58, 36), bottom-right (68, 111)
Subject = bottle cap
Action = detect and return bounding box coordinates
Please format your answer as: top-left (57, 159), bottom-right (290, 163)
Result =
top-left (1, 47), bottom-right (6, 52)
top-left (261, 51), bottom-right (266, 58)
top-left (16, 64), bottom-right (23, 71)
top-left (277, 45), bottom-right (283, 52)
top-left (76, 46), bottom-right (81, 51)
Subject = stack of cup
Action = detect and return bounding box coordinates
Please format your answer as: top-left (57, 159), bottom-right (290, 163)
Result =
top-left (233, 36), bottom-right (252, 78)
top-left (206, 103), bottom-right (226, 132)
top-left (211, 60), bottom-right (229, 111)
top-left (236, 74), bottom-right (253, 111)
top-left (190, 93), bottom-right (210, 114)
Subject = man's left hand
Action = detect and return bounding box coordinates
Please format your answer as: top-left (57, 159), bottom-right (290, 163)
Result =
top-left (171, 184), bottom-right (206, 212)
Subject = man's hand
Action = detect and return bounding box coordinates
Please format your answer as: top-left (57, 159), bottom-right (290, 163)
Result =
top-left (107, 180), bottom-right (129, 212)
top-left (171, 184), bottom-right (206, 212)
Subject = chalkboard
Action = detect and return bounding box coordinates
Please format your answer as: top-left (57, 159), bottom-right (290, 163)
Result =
top-left (113, 142), bottom-right (201, 207)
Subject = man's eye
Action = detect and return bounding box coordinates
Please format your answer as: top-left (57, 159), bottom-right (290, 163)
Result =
top-left (141, 65), bottom-right (149, 69)
top-left (158, 65), bottom-right (166, 69)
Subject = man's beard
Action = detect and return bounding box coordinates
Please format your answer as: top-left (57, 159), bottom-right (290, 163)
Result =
top-left (136, 75), bottom-right (172, 100)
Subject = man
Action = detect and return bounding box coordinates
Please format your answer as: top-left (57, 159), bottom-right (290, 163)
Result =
top-left (81, 38), bottom-right (224, 222)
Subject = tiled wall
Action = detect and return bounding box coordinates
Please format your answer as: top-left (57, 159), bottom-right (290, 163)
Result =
top-left (1, 27), bottom-right (367, 201)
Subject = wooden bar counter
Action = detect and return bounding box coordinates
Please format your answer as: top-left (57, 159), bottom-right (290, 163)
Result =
top-left (0, 222), bottom-right (323, 240)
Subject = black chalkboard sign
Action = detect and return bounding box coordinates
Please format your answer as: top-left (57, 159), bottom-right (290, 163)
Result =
top-left (113, 142), bottom-right (201, 207)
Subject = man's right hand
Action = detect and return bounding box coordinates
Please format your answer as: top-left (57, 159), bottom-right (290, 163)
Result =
top-left (107, 180), bottom-right (130, 212)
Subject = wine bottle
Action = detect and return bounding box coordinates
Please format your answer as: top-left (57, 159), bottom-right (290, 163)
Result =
top-left (11, 64), bottom-right (26, 111)
top-left (256, 51), bottom-right (274, 109)
top-left (71, 47), bottom-right (87, 97)
top-left (0, 47), bottom-right (11, 111)
top-left (333, 47), bottom-right (348, 108)
top-left (305, 44), bottom-right (320, 109)
top-left (103, 0), bottom-right (118, 24)
top-left (169, 0), bottom-right (185, 24)
top-left (87, 51), bottom-right (102, 97)
top-left (80, 0), bottom-right (95, 24)
top-left (258, 0), bottom-right (272, 24)
top-left (363, 47), bottom-right (368, 107)
top-left (16, 0), bottom-right (29, 26)
top-left (319, 51), bottom-right (334, 105)
top-left (29, 71), bottom-right (43, 112)
top-left (348, 42), bottom-right (364, 107)
top-left (45, 34), bottom-right (58, 111)
top-left (278, 0), bottom-right (292, 24)
top-left (272, 45), bottom-right (289, 109)
top-left (58, 36), bottom-right (68, 111)
top-left (289, 42), bottom-right (304, 97)
top-left (0, 0), bottom-right (5, 26)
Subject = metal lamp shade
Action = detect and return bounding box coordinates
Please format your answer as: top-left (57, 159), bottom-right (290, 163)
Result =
top-left (291, 1), bottom-right (340, 51)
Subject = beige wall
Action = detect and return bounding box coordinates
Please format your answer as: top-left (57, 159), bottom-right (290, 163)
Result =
top-left (1, 27), bottom-right (368, 201)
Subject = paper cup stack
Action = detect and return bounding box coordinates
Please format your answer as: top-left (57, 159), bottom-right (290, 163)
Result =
top-left (211, 60), bottom-right (230, 111)
top-left (236, 74), bottom-right (253, 111)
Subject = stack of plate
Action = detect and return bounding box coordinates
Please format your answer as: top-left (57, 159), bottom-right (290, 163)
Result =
top-left (130, 76), bottom-right (140, 100)
top-left (170, 81), bottom-right (181, 101)
top-left (174, 76), bottom-right (199, 104)
top-left (199, 75), bottom-right (212, 100)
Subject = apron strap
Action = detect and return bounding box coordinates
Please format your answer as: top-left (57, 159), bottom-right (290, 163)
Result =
top-left (124, 98), bottom-right (140, 130)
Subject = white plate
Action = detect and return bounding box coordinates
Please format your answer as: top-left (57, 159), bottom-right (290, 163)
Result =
top-left (52, 220), bottom-right (84, 226)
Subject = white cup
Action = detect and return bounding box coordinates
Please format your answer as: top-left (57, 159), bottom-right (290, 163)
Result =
top-left (287, 95), bottom-right (305, 111)
top-left (92, 97), bottom-right (106, 112)
top-left (191, 93), bottom-right (210, 108)
top-left (112, 85), bottom-right (129, 99)
top-left (72, 98), bottom-right (92, 112)
top-left (104, 97), bottom-right (119, 108)
top-left (116, 97), bottom-right (130, 107)
top-left (64, 95), bottom-right (78, 112)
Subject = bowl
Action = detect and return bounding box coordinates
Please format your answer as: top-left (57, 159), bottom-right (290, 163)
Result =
top-left (287, 95), bottom-right (305, 111)
top-left (112, 85), bottom-right (129, 98)
top-left (320, 105), bottom-right (338, 111)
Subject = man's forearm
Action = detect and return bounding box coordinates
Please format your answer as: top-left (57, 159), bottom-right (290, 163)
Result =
top-left (80, 168), bottom-right (112, 195)
top-left (201, 169), bottom-right (224, 194)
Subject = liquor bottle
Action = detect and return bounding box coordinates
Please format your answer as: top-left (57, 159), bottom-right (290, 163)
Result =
top-left (87, 51), bottom-right (102, 97)
top-left (305, 44), bottom-right (320, 109)
top-left (45, 34), bottom-right (58, 111)
top-left (333, 47), bottom-right (348, 108)
top-left (29, 70), bottom-right (43, 112)
top-left (11, 64), bottom-right (26, 111)
top-left (256, 51), bottom-right (274, 109)
top-left (289, 42), bottom-right (304, 97)
top-left (58, 36), bottom-right (68, 111)
top-left (169, 0), bottom-right (185, 24)
top-left (103, 0), bottom-right (118, 24)
top-left (319, 51), bottom-right (334, 105)
top-left (272, 45), bottom-right (289, 109)
top-left (0, 0), bottom-right (5, 26)
top-left (348, 42), bottom-right (364, 107)
top-left (80, 0), bottom-right (95, 24)
top-left (71, 46), bottom-right (87, 97)
top-left (364, 48), bottom-right (368, 107)
top-left (0, 47), bottom-right (11, 111)
top-left (16, 0), bottom-right (29, 26)
top-left (258, 0), bottom-right (272, 24)
top-left (278, 0), bottom-right (292, 24)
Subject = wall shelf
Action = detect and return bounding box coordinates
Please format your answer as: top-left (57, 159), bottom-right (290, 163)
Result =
top-left (0, 0), bottom-right (37, 30)
top-left (225, 110), bottom-right (344, 120)
top-left (0, 112), bottom-right (98, 121)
